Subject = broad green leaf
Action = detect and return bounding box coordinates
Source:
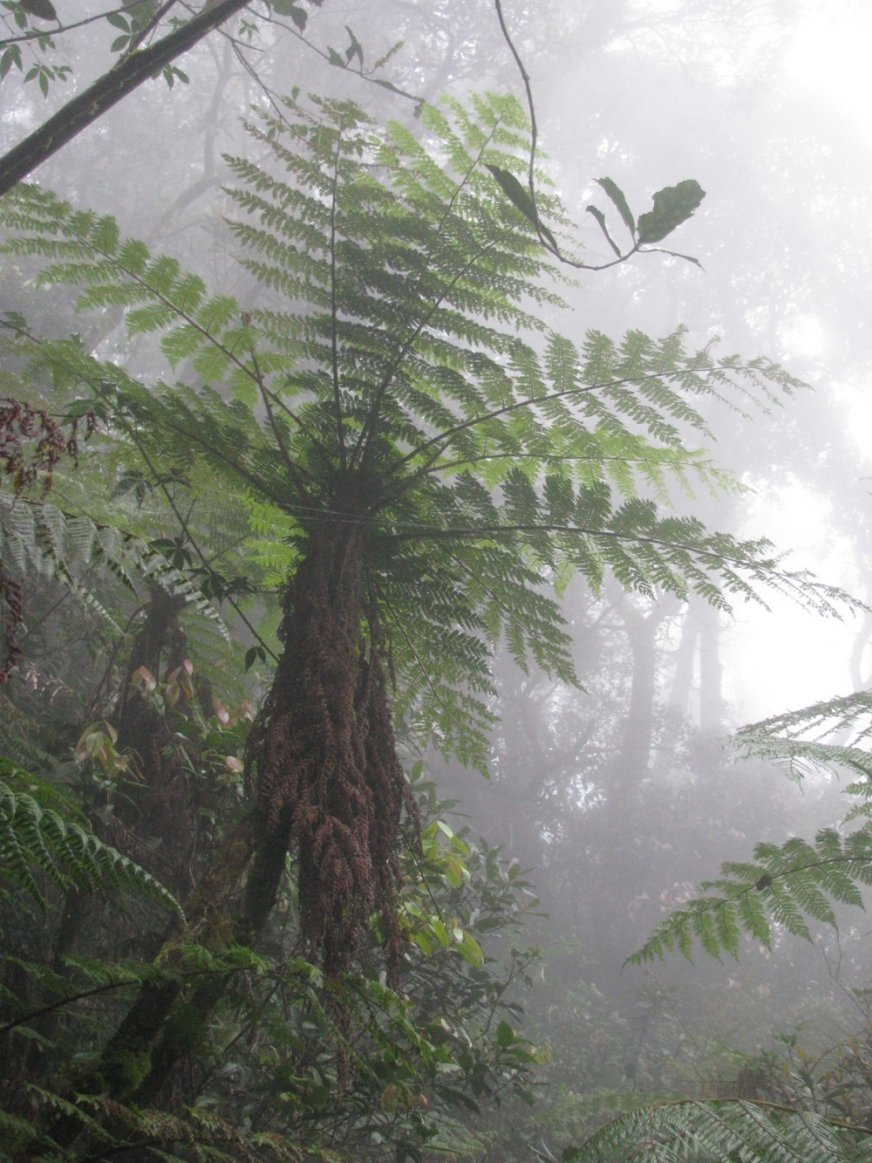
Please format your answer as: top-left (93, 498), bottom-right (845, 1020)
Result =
top-left (595, 176), bottom-right (636, 236)
top-left (456, 932), bottom-right (484, 967)
top-left (105, 11), bottom-right (131, 32)
top-left (270, 0), bottom-right (307, 29)
top-left (485, 164), bottom-right (558, 249)
top-left (496, 1020), bottom-right (515, 1048)
top-left (637, 178), bottom-right (705, 244)
top-left (21, 0), bottom-right (57, 21)
top-left (585, 204), bottom-right (621, 257)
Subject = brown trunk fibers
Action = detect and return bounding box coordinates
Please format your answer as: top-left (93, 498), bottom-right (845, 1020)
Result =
top-left (43, 516), bottom-right (416, 1148)
top-left (244, 514), bottom-right (415, 980)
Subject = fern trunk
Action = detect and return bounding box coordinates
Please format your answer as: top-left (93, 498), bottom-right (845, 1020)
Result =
top-left (244, 511), bottom-right (412, 980)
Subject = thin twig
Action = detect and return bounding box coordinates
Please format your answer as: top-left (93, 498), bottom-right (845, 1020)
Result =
top-left (0, 0), bottom-right (155, 47)
top-left (492, 0), bottom-right (683, 273)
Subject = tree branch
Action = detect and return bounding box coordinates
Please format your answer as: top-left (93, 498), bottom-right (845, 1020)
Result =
top-left (0, 0), bottom-right (251, 197)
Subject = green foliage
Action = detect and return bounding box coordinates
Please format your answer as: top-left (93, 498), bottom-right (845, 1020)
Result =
top-left (0, 761), bottom-right (183, 918)
top-left (1, 90), bottom-right (864, 1158)
top-left (737, 689), bottom-right (872, 786)
top-left (0, 0), bottom-right (70, 96)
top-left (564, 1097), bottom-right (872, 1162)
top-left (20, 0), bottom-right (57, 23)
top-left (0, 752), bottom-right (545, 1159)
top-left (485, 163), bottom-right (559, 249)
top-left (628, 825), bottom-right (872, 965)
top-left (637, 179), bottom-right (706, 245)
top-left (630, 686), bottom-right (872, 965)
top-left (5, 1082), bottom-right (335, 1161)
top-left (604, 687), bottom-right (872, 1163)
top-left (0, 93), bottom-right (846, 774)
top-left (0, 491), bottom-right (226, 632)
top-left (586, 176), bottom-right (705, 261)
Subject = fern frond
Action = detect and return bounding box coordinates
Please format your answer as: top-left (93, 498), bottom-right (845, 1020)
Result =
top-left (0, 92), bottom-right (845, 769)
top-left (737, 689), bottom-right (872, 785)
top-left (565, 1098), bottom-right (872, 1162)
top-left (628, 824), bottom-right (872, 965)
top-left (0, 493), bottom-right (228, 635)
top-left (0, 768), bottom-right (184, 919)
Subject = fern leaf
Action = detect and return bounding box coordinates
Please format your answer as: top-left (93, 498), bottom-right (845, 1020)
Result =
top-left (0, 771), bottom-right (183, 919)
top-left (564, 1098), bottom-right (872, 1162)
top-left (0, 93), bottom-right (852, 770)
top-left (0, 493), bottom-right (228, 638)
top-left (629, 823), bottom-right (871, 966)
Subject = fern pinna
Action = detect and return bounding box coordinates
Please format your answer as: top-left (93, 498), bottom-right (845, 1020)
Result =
top-left (0, 92), bottom-right (846, 1113)
top-left (0, 760), bottom-right (183, 920)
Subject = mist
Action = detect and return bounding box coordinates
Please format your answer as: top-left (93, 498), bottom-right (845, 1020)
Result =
top-left (2, 2), bottom-right (871, 1159)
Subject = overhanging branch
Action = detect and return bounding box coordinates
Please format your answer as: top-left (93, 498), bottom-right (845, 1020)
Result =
top-left (0, 0), bottom-right (251, 197)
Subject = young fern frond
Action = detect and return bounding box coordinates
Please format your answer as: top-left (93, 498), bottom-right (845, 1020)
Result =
top-left (0, 766), bottom-right (184, 919)
top-left (738, 689), bottom-right (872, 784)
top-left (627, 689), bottom-right (872, 966)
top-left (565, 1098), bottom-right (872, 1162)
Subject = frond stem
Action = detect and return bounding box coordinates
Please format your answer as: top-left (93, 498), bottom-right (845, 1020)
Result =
top-left (411, 449), bottom-right (715, 479)
top-left (328, 129), bottom-right (348, 471)
top-left (396, 369), bottom-right (690, 470)
top-left (249, 346), bottom-right (313, 498)
top-left (352, 123), bottom-right (509, 469)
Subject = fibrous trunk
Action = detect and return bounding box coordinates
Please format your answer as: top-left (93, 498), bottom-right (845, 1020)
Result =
top-left (244, 515), bottom-right (414, 981)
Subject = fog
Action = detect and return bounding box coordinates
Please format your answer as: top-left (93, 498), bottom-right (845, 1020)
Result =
top-left (2, 1), bottom-right (871, 1157)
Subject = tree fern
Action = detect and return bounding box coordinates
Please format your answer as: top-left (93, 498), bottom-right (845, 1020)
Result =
top-left (564, 1098), bottom-right (872, 1162)
top-left (0, 762), bottom-right (183, 918)
top-left (0, 97), bottom-right (840, 631)
top-left (0, 96), bottom-right (850, 765)
top-left (0, 91), bottom-right (859, 1120)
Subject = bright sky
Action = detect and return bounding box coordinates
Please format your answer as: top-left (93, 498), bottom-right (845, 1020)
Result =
top-left (721, 3), bottom-right (872, 722)
top-left (783, 5), bottom-right (872, 146)
top-left (724, 483), bottom-right (863, 722)
top-left (786, 5), bottom-right (872, 450)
